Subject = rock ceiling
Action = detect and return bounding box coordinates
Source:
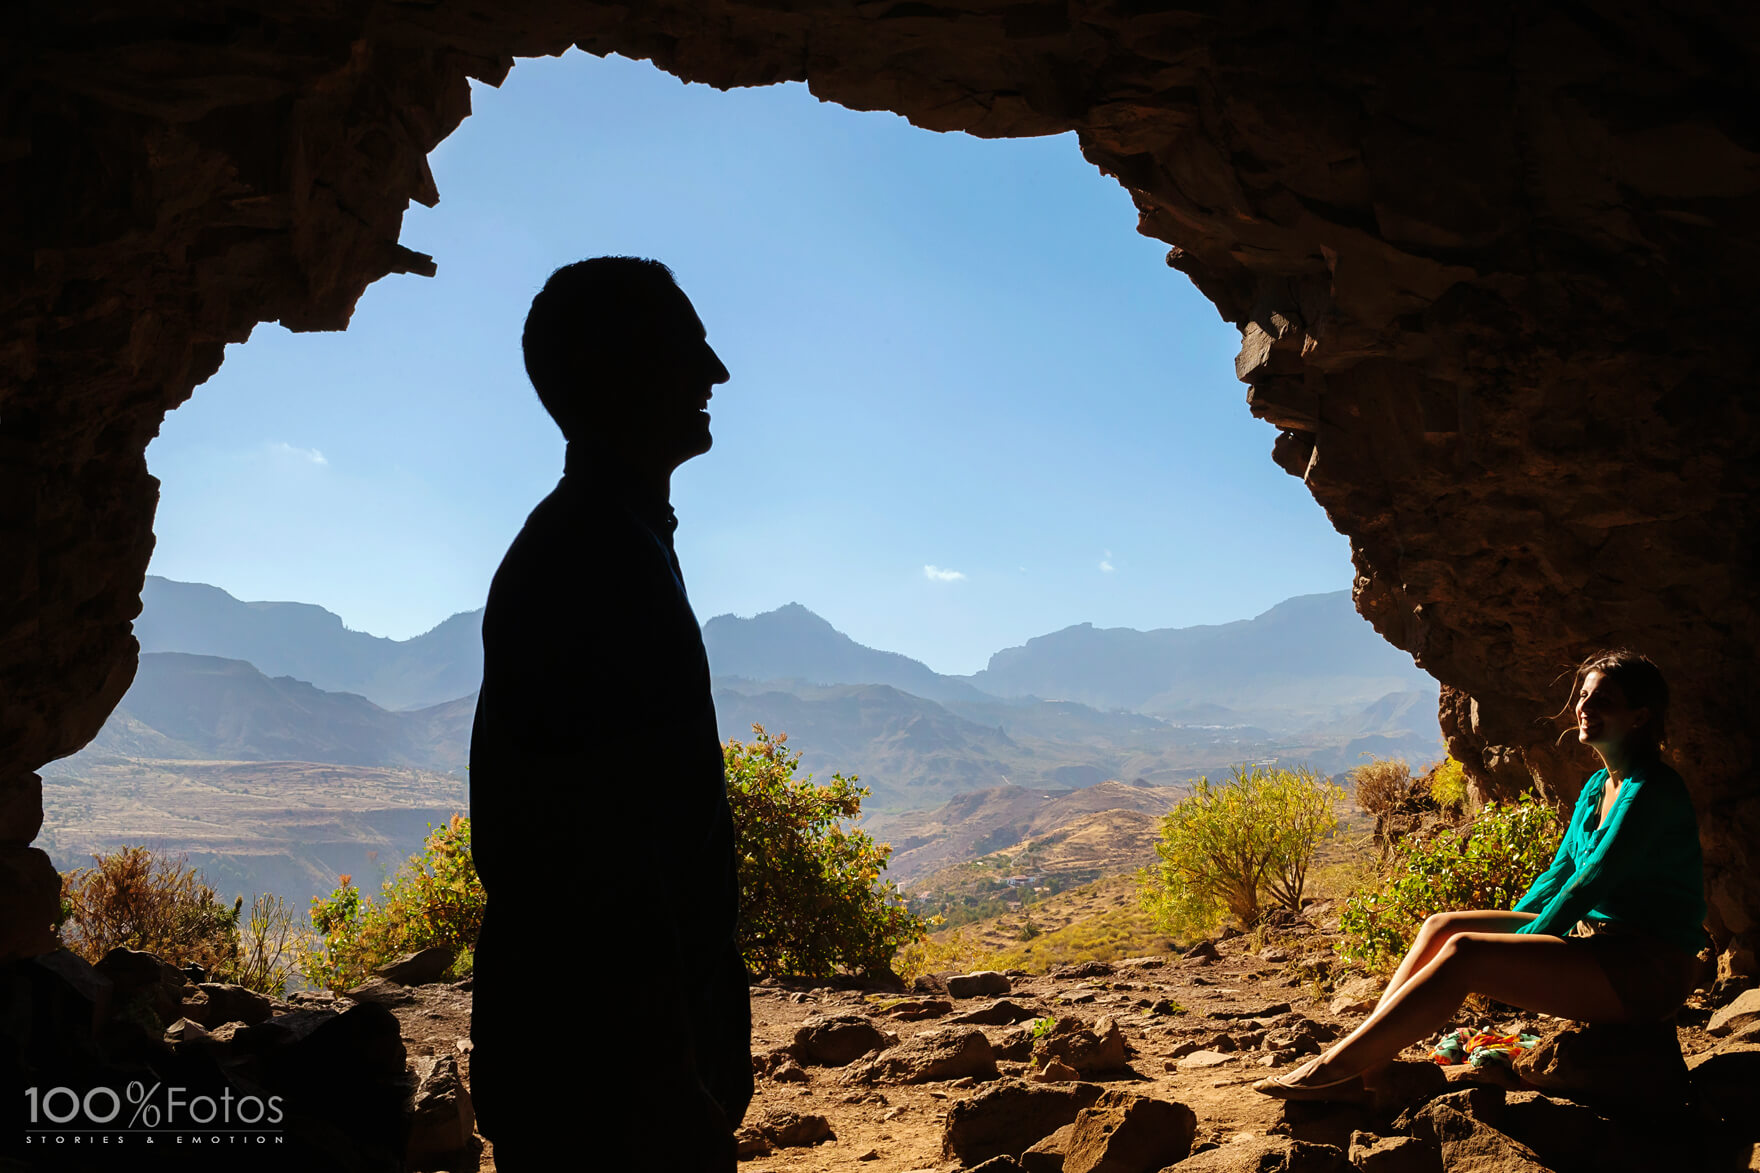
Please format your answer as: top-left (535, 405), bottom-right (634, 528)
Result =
top-left (2, 2), bottom-right (1756, 968)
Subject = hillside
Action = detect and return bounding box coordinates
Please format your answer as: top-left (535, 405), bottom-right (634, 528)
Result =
top-left (65, 652), bottom-right (472, 773)
top-left (865, 779), bottom-right (1187, 887)
top-left (39, 759), bottom-right (466, 909)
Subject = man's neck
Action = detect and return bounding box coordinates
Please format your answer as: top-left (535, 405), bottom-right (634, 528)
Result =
top-left (564, 443), bottom-right (673, 505)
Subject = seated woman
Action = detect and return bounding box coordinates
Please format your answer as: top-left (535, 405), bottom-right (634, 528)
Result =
top-left (1256, 649), bottom-right (1707, 1100)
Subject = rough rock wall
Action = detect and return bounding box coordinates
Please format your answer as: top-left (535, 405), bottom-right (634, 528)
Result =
top-left (3, 2), bottom-right (1757, 968)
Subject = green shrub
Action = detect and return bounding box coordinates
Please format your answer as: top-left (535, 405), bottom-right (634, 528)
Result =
top-left (58, 846), bottom-right (296, 995)
top-left (1338, 793), bottom-right (1562, 972)
top-left (1429, 756), bottom-right (1469, 814)
top-left (299, 813), bottom-right (482, 991)
top-left (1138, 764), bottom-right (1343, 939)
top-left (727, 726), bottom-right (927, 979)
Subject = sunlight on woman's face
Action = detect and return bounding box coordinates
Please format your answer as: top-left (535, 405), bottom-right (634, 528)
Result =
top-left (1574, 670), bottom-right (1649, 754)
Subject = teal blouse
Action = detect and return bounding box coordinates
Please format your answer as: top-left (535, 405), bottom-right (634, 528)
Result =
top-left (1512, 759), bottom-right (1707, 955)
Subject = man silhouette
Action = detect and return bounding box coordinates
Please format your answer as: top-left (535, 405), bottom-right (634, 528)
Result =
top-left (468, 257), bottom-right (750, 1168)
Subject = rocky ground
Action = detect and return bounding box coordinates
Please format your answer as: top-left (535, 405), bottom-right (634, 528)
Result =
top-left (336, 906), bottom-right (1760, 1173)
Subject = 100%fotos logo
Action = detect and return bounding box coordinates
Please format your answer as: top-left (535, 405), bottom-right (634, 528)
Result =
top-left (24, 1081), bottom-right (285, 1135)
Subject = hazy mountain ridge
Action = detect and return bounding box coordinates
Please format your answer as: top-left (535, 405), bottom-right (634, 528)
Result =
top-left (966, 592), bottom-right (1429, 728)
top-left (137, 576), bottom-right (484, 711)
top-left (56, 653), bottom-right (473, 774)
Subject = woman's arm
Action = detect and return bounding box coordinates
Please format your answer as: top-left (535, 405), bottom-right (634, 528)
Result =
top-left (1515, 775), bottom-right (1662, 938)
top-left (1508, 775), bottom-right (1595, 921)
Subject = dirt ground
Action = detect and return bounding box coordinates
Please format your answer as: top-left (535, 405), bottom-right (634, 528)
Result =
top-left (380, 906), bottom-right (1646, 1172)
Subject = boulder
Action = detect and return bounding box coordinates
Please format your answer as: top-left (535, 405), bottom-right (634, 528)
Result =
top-left (1393, 1086), bottom-right (1504, 1133)
top-left (949, 970), bottom-right (1013, 998)
top-left (1329, 976), bottom-right (1381, 1017)
top-left (1166, 1136), bottom-right (1347, 1172)
top-left (1050, 961), bottom-right (1116, 980)
top-left (993, 1026), bottom-right (1036, 1061)
top-left (1497, 1090), bottom-right (1661, 1171)
top-left (1365, 1060), bottom-right (1449, 1115)
top-left (1040, 1015), bottom-right (1130, 1075)
top-left (749, 1107), bottom-right (832, 1148)
top-left (953, 999), bottom-right (1044, 1026)
top-left (969, 1158), bottom-right (1029, 1173)
top-left (1688, 1044), bottom-right (1760, 1130)
top-left (942, 1078), bottom-right (1105, 1166)
top-left (1400, 1100), bottom-right (1549, 1173)
top-left (1061, 1089), bottom-right (1196, 1173)
top-left (883, 997), bottom-right (954, 1020)
top-left (195, 981), bottom-right (275, 1026)
top-left (1212, 1002), bottom-right (1292, 1019)
top-left (1517, 1022), bottom-right (1688, 1105)
top-left (772, 1059), bottom-right (809, 1082)
top-left (406, 1054), bottom-right (474, 1165)
top-left (1347, 1131), bottom-right (1435, 1173)
top-left (373, 946), bottom-right (456, 986)
top-left (94, 947), bottom-right (189, 1027)
top-left (1034, 1058), bottom-right (1082, 1082)
top-left (847, 1025), bottom-right (997, 1084)
top-left (1021, 1122), bottom-right (1077, 1172)
top-left (793, 1013), bottom-right (895, 1065)
top-left (343, 976), bottom-right (415, 1007)
top-left (1183, 941), bottom-right (1220, 964)
top-left (1709, 987), bottom-right (1760, 1037)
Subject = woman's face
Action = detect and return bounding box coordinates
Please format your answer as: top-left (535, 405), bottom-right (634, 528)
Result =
top-left (1575, 669), bottom-right (1651, 754)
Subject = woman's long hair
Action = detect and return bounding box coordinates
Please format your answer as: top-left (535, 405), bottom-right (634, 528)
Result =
top-left (1555, 648), bottom-right (1669, 757)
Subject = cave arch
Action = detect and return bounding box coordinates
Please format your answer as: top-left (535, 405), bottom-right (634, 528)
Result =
top-left (3, 4), bottom-right (1756, 972)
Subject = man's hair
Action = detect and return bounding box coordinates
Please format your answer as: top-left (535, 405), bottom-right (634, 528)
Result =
top-left (1558, 647), bottom-right (1670, 755)
top-left (521, 256), bottom-right (679, 439)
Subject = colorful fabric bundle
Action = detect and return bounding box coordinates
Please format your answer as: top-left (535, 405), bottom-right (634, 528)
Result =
top-left (1428, 1028), bottom-right (1542, 1067)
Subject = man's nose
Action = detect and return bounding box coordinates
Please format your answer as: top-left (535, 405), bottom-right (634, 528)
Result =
top-left (705, 344), bottom-right (730, 386)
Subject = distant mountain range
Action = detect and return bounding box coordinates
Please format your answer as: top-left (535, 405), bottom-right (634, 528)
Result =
top-left (42, 578), bottom-right (1447, 903)
top-left (134, 575), bottom-right (1432, 732)
top-left (65, 577), bottom-right (1445, 806)
top-left (82, 652), bottom-right (473, 773)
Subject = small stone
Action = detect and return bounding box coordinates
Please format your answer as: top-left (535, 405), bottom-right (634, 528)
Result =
top-left (1177, 1049), bottom-right (1235, 1070)
top-left (1033, 1058), bottom-right (1081, 1081)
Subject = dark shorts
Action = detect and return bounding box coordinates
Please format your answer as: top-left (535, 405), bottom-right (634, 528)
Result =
top-left (1571, 921), bottom-right (1703, 1022)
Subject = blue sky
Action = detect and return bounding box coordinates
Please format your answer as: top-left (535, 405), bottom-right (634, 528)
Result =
top-left (146, 50), bottom-right (1355, 676)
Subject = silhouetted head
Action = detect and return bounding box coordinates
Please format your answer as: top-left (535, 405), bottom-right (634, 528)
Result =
top-left (522, 257), bottom-right (729, 471)
top-left (1562, 648), bottom-right (1668, 761)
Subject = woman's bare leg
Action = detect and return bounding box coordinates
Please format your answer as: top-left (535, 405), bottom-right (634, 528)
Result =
top-left (1301, 931), bottom-right (1626, 1084)
top-left (1336, 910), bottom-right (1534, 1087)
top-left (1374, 911), bottom-right (1536, 1010)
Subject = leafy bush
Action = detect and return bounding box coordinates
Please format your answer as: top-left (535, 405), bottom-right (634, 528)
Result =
top-left (57, 846), bottom-right (295, 995)
top-left (1350, 758), bottom-right (1422, 816)
top-left (300, 813), bottom-right (482, 992)
top-left (1429, 756), bottom-right (1469, 814)
top-left (727, 726), bottom-right (927, 979)
top-left (1338, 793), bottom-right (1562, 972)
top-left (59, 846), bottom-right (238, 971)
top-left (1138, 764), bottom-right (1343, 939)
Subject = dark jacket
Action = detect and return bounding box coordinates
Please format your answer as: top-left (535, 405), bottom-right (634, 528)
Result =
top-left (469, 444), bottom-right (751, 1166)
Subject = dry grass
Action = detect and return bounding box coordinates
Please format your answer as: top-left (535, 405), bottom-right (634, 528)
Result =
top-left (900, 874), bottom-right (1177, 977)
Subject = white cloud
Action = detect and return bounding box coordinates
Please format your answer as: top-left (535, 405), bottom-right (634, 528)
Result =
top-left (924, 564), bottom-right (966, 583)
top-left (271, 442), bottom-right (328, 465)
top-left (1099, 549), bottom-right (1115, 573)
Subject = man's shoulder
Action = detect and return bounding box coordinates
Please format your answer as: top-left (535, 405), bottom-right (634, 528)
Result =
top-left (484, 485), bottom-right (674, 619)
